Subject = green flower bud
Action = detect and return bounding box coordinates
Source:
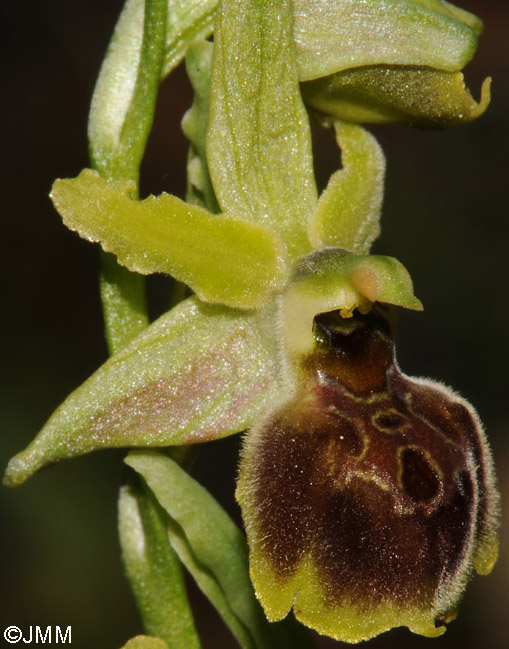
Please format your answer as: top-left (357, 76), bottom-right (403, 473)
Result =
top-left (301, 67), bottom-right (491, 128)
top-left (237, 310), bottom-right (499, 642)
top-left (294, 0), bottom-right (489, 126)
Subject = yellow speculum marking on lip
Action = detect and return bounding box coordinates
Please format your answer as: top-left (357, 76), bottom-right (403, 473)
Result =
top-left (343, 468), bottom-right (394, 494)
top-left (329, 409), bottom-right (370, 462)
top-left (335, 382), bottom-right (391, 405)
top-left (395, 444), bottom-right (445, 515)
top-left (371, 407), bottom-right (412, 434)
top-left (403, 391), bottom-right (462, 451)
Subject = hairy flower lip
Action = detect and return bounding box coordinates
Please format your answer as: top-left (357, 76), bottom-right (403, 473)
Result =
top-left (237, 310), bottom-right (499, 643)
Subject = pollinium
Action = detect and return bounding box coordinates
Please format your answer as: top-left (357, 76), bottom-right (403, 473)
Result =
top-left (237, 309), bottom-right (498, 642)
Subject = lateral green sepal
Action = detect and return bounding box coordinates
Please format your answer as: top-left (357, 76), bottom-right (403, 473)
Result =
top-left (302, 67), bottom-right (491, 128)
top-left (281, 249), bottom-right (422, 358)
top-left (3, 297), bottom-right (280, 487)
top-left (50, 169), bottom-right (289, 309)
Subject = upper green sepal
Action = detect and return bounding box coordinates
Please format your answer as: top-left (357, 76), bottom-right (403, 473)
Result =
top-left (294, 0), bottom-right (482, 82)
top-left (281, 248), bottom-right (422, 358)
top-left (302, 67), bottom-right (491, 128)
top-left (3, 297), bottom-right (280, 487)
top-left (50, 169), bottom-right (289, 309)
top-left (207, 0), bottom-right (317, 260)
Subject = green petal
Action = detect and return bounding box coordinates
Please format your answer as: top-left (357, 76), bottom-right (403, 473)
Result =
top-left (302, 67), bottom-right (491, 128)
top-left (120, 637), bottom-right (169, 649)
top-left (293, 0), bottom-right (482, 82)
top-left (126, 450), bottom-right (292, 649)
top-left (3, 297), bottom-right (280, 487)
top-left (308, 120), bottom-right (384, 253)
top-left (280, 249), bottom-right (422, 359)
top-left (50, 169), bottom-right (289, 309)
top-left (207, 0), bottom-right (317, 259)
top-left (119, 477), bottom-right (200, 649)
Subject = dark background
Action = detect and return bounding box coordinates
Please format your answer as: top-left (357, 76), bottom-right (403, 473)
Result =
top-left (1, 1), bottom-right (508, 648)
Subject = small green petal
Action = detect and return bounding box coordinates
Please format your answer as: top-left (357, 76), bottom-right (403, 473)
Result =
top-left (302, 67), bottom-right (491, 128)
top-left (3, 297), bottom-right (280, 487)
top-left (51, 169), bottom-right (289, 309)
top-left (308, 120), bottom-right (384, 253)
top-left (294, 0), bottom-right (482, 82)
top-left (120, 637), bottom-right (169, 649)
top-left (280, 248), bottom-right (422, 359)
top-left (207, 0), bottom-right (317, 259)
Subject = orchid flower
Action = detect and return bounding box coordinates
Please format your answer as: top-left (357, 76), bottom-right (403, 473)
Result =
top-left (5, 0), bottom-right (499, 646)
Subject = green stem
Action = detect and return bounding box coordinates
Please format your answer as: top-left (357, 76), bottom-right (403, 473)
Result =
top-left (87, 0), bottom-right (198, 641)
top-left (91, 0), bottom-right (168, 351)
top-left (99, 251), bottom-right (149, 354)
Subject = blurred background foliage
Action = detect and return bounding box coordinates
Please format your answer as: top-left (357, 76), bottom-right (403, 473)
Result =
top-left (1, 1), bottom-right (507, 648)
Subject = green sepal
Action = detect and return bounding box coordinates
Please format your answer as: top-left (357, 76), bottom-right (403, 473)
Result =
top-left (120, 637), bottom-right (170, 649)
top-left (3, 297), bottom-right (280, 487)
top-left (126, 450), bottom-right (311, 649)
top-left (182, 40), bottom-right (219, 212)
top-left (207, 0), bottom-right (317, 260)
top-left (50, 169), bottom-right (289, 309)
top-left (308, 120), bottom-right (384, 253)
top-left (302, 67), bottom-right (491, 128)
top-left (293, 0), bottom-right (482, 82)
top-left (119, 474), bottom-right (201, 649)
top-left (281, 249), bottom-right (423, 358)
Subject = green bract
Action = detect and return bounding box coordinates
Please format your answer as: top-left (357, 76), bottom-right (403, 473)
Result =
top-left (5, 0), bottom-right (499, 645)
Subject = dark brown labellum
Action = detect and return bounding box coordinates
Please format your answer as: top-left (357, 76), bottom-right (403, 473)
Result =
top-left (237, 310), bottom-right (498, 642)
